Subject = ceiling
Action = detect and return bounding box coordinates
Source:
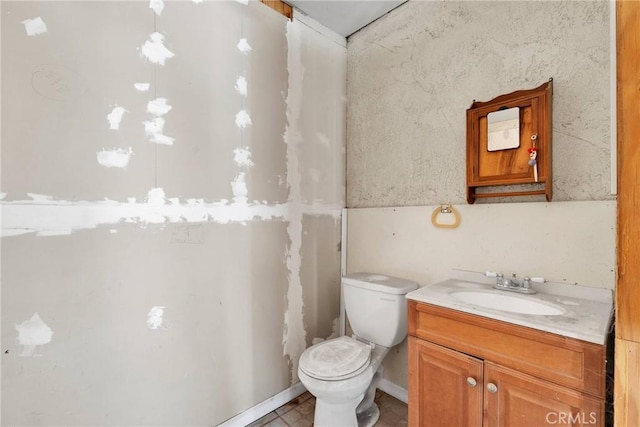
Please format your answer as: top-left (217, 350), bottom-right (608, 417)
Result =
top-left (285, 0), bottom-right (407, 37)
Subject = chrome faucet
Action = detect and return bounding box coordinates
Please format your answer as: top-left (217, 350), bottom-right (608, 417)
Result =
top-left (492, 273), bottom-right (537, 294)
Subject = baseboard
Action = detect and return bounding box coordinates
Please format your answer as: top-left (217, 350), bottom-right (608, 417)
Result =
top-left (217, 382), bottom-right (307, 427)
top-left (217, 378), bottom-right (405, 425)
top-left (378, 378), bottom-right (408, 404)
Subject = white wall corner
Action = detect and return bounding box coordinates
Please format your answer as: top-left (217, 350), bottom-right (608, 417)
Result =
top-left (292, 8), bottom-right (346, 48)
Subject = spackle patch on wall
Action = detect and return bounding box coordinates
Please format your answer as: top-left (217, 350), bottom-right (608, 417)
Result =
top-left (147, 306), bottom-right (166, 330)
top-left (231, 173), bottom-right (249, 202)
top-left (21, 17), bottom-right (47, 36)
top-left (235, 110), bottom-right (252, 128)
top-left (149, 0), bottom-right (164, 16)
top-left (143, 117), bottom-right (174, 145)
top-left (1, 191), bottom-right (340, 237)
top-left (135, 83), bottom-right (151, 92)
top-left (144, 98), bottom-right (174, 144)
top-left (97, 147), bottom-right (133, 168)
top-left (140, 32), bottom-right (175, 66)
top-left (235, 76), bottom-right (248, 96)
top-left (233, 147), bottom-right (254, 168)
top-left (147, 187), bottom-right (166, 206)
top-left (143, 117), bottom-right (165, 136)
top-left (27, 193), bottom-right (54, 203)
top-left (107, 106), bottom-right (127, 130)
top-left (282, 20), bottom-right (307, 383)
top-left (236, 38), bottom-right (252, 54)
top-left (147, 97), bottom-right (172, 116)
top-left (15, 313), bottom-right (53, 357)
top-left (151, 133), bottom-right (175, 145)
top-left (144, 188), bottom-right (169, 223)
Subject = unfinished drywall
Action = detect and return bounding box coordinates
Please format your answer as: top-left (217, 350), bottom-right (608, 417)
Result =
top-left (1, 1), bottom-right (345, 425)
top-left (3, 223), bottom-right (293, 425)
top-left (347, 1), bottom-right (612, 207)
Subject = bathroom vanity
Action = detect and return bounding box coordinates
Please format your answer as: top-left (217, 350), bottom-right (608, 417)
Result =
top-left (406, 271), bottom-right (613, 426)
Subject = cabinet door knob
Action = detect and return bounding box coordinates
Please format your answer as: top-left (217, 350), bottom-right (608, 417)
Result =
top-left (466, 377), bottom-right (477, 387)
top-left (487, 382), bottom-right (498, 393)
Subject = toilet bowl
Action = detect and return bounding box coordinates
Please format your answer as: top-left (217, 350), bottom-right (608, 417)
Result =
top-left (297, 273), bottom-right (418, 427)
top-left (298, 336), bottom-right (388, 427)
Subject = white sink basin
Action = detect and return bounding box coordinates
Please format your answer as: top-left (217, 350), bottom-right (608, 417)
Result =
top-left (450, 290), bottom-right (566, 316)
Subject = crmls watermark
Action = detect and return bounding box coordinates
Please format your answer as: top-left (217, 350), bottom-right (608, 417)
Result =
top-left (545, 411), bottom-right (598, 425)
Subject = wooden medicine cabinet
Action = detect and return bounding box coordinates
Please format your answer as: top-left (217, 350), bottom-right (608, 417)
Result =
top-left (466, 80), bottom-right (553, 203)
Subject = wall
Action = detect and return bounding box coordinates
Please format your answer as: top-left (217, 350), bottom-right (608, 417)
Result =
top-left (345, 1), bottom-right (613, 392)
top-left (346, 201), bottom-right (616, 388)
top-left (347, 0), bottom-right (611, 207)
top-left (1, 1), bottom-right (345, 425)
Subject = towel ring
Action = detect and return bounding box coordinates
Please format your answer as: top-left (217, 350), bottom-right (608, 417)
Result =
top-left (431, 205), bottom-right (461, 229)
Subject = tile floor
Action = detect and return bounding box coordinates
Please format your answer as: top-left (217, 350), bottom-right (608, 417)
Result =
top-left (247, 390), bottom-right (408, 427)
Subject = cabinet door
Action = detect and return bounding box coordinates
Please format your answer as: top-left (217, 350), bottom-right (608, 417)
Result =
top-left (408, 337), bottom-right (483, 426)
top-left (484, 362), bottom-right (604, 427)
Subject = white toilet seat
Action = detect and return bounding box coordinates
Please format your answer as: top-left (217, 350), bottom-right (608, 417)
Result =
top-left (299, 336), bottom-right (371, 381)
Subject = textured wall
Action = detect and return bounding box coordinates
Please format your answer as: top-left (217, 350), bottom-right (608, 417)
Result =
top-left (1, 2), bottom-right (345, 425)
top-left (347, 1), bottom-right (612, 207)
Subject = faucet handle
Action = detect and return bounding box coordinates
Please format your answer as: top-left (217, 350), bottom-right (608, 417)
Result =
top-left (485, 271), bottom-right (504, 286)
top-left (522, 276), bottom-right (532, 289)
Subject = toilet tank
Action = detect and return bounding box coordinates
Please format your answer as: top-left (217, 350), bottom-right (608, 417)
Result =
top-left (342, 273), bottom-right (418, 348)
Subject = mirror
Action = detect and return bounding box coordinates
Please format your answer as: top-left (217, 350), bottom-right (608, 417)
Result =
top-left (487, 107), bottom-right (520, 151)
top-left (466, 79), bottom-right (553, 203)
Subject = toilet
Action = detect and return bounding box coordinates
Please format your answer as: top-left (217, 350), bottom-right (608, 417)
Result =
top-left (298, 273), bottom-right (418, 427)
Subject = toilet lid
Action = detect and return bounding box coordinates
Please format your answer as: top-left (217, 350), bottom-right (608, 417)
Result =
top-left (299, 336), bottom-right (371, 381)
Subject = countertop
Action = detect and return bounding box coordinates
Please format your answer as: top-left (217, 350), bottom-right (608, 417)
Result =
top-left (406, 270), bottom-right (614, 345)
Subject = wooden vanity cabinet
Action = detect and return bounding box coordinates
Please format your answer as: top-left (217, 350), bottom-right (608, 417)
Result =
top-left (408, 301), bottom-right (607, 427)
top-left (409, 337), bottom-right (483, 426)
top-left (483, 362), bottom-right (603, 426)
